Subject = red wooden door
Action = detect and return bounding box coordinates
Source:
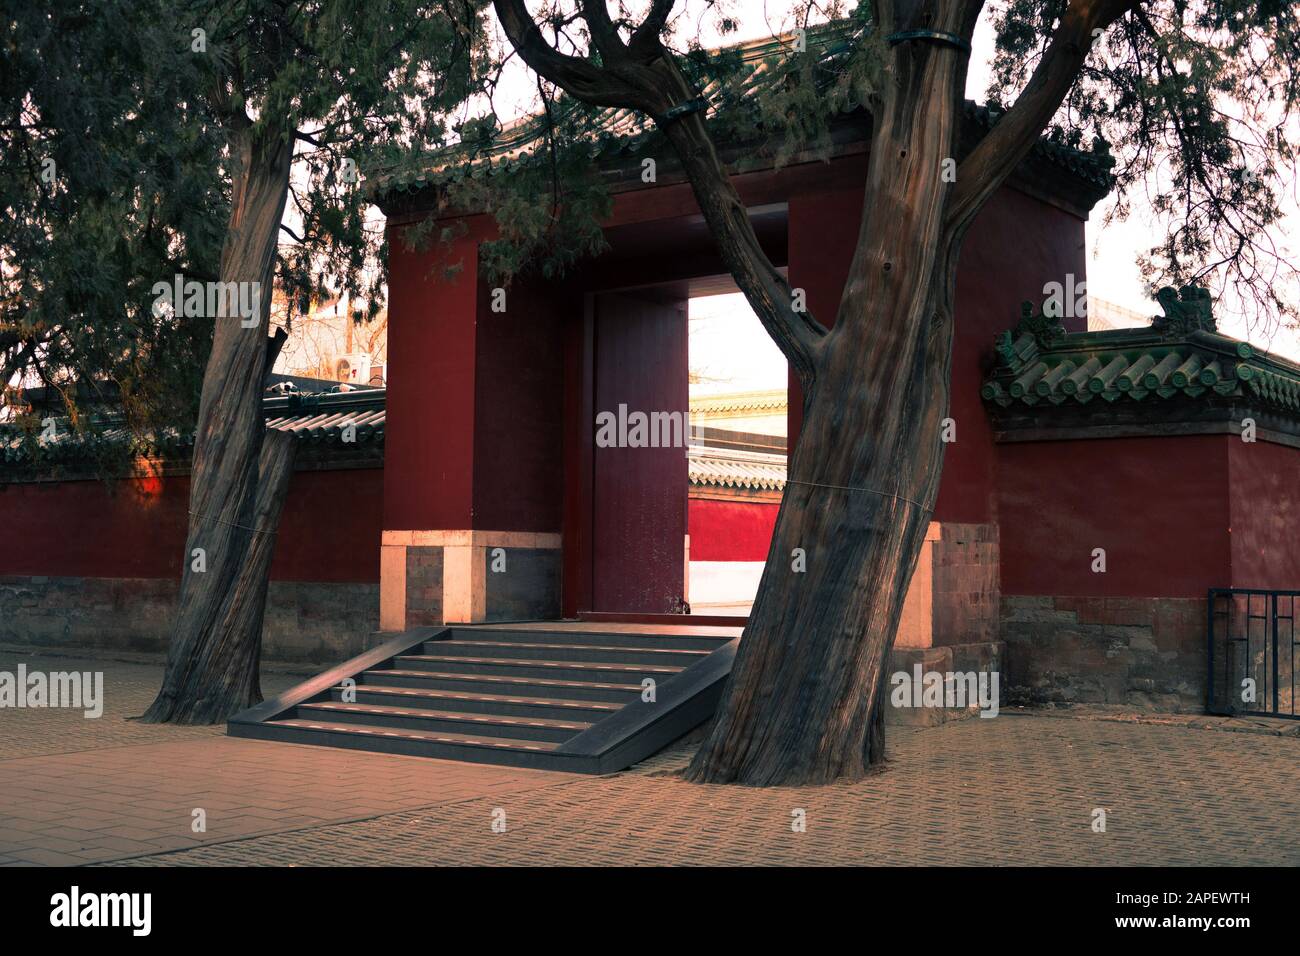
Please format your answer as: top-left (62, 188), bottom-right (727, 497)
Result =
top-left (592, 290), bottom-right (689, 613)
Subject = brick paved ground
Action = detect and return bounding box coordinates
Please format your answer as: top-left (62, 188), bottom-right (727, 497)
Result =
top-left (0, 645), bottom-right (301, 760)
top-left (0, 651), bottom-right (568, 865)
top-left (3, 652), bottom-right (1299, 866)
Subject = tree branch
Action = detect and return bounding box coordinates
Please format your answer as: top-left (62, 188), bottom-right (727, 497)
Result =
top-left (0, 339), bottom-right (36, 387)
top-left (262, 326), bottom-right (288, 387)
top-left (653, 56), bottom-right (826, 385)
top-left (493, 0), bottom-right (660, 111)
top-left (492, 0), bottom-right (825, 384)
top-left (627, 0), bottom-right (674, 60)
top-left (581, 0), bottom-right (624, 60)
top-left (946, 0), bottom-right (1140, 241)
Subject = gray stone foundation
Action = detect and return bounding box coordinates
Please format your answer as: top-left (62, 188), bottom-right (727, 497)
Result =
top-left (0, 575), bottom-right (379, 664)
top-left (484, 547), bottom-right (562, 621)
top-left (886, 641), bottom-right (1006, 726)
top-left (1000, 594), bottom-right (1205, 711)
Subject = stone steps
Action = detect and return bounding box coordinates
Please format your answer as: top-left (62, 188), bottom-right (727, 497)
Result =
top-left (229, 623), bottom-right (740, 772)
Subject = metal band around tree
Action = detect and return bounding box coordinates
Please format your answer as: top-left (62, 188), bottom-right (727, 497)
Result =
top-left (885, 30), bottom-right (972, 54)
top-left (660, 97), bottom-right (709, 123)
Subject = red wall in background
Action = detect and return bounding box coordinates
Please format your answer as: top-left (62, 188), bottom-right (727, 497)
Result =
top-left (786, 162), bottom-right (865, 445)
top-left (272, 469), bottom-right (384, 581)
top-left (0, 468), bottom-right (383, 583)
top-left (1228, 438), bottom-right (1300, 590)
top-left (787, 168), bottom-right (1089, 526)
top-left (688, 497), bottom-right (780, 562)
top-left (997, 435), bottom-right (1231, 598)
top-left (0, 475), bottom-right (189, 579)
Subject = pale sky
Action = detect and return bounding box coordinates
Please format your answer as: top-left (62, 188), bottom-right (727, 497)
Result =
top-left (690, 292), bottom-right (788, 394)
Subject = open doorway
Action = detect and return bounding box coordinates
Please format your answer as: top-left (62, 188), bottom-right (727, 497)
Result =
top-left (579, 282), bottom-right (788, 621)
top-left (686, 292), bottom-right (789, 616)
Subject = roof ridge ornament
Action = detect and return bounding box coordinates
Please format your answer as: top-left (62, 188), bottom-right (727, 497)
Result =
top-left (1019, 300), bottom-right (1068, 343)
top-left (991, 302), bottom-right (1067, 372)
top-left (1153, 285), bottom-right (1217, 336)
top-left (979, 283), bottom-right (1300, 416)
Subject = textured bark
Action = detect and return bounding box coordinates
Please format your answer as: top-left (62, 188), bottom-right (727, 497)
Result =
top-left (676, 0), bottom-right (970, 785)
top-left (682, 302), bottom-right (954, 783)
top-left (216, 428), bottom-right (299, 708)
top-left (141, 121), bottom-right (293, 724)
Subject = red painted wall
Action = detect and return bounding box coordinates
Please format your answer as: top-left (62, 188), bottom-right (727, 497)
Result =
top-left (1228, 438), bottom-right (1300, 589)
top-left (471, 274), bottom-right (569, 533)
top-left (688, 497), bottom-right (780, 562)
top-left (997, 435), bottom-right (1231, 598)
top-left (943, 189), bottom-right (1087, 523)
top-left (385, 219), bottom-right (571, 535)
top-left (0, 468), bottom-right (383, 583)
top-left (786, 163), bottom-right (866, 444)
top-left (383, 218), bottom-right (490, 531)
top-left (272, 469), bottom-right (384, 582)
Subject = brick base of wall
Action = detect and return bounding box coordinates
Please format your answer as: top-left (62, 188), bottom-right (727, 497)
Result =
top-left (1000, 594), bottom-right (1205, 711)
top-left (933, 523), bottom-right (1000, 645)
top-left (886, 641), bottom-right (1005, 726)
top-left (0, 576), bottom-right (378, 664)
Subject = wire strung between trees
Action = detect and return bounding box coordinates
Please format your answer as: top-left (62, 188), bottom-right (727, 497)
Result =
top-left (782, 478), bottom-right (932, 514)
top-left (187, 508), bottom-right (279, 536)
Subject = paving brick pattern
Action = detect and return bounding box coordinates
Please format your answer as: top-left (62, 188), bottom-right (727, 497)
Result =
top-left (3, 654), bottom-right (1299, 867)
top-left (0, 652), bottom-right (568, 865)
top-left (0, 735), bottom-right (567, 866)
top-left (0, 651), bottom-right (286, 761)
top-left (119, 715), bottom-right (1300, 867)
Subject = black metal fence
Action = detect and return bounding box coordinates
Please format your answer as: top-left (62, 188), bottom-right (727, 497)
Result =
top-left (1207, 588), bottom-right (1299, 719)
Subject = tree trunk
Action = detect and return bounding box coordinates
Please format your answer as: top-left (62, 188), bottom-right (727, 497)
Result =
top-left (494, 0), bottom-right (1122, 786)
top-left (683, 316), bottom-right (953, 785)
top-left (684, 8), bottom-right (968, 785)
top-left (215, 428), bottom-right (299, 708)
top-left (142, 121), bottom-right (293, 724)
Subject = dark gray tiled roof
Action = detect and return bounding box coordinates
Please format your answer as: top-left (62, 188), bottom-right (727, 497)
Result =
top-left (371, 25), bottom-right (1113, 203)
top-left (264, 389), bottom-right (386, 444)
top-left (1, 387), bottom-right (386, 465)
top-left (688, 446), bottom-right (786, 491)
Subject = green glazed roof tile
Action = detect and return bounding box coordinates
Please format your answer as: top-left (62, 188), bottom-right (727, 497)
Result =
top-left (981, 286), bottom-right (1300, 419)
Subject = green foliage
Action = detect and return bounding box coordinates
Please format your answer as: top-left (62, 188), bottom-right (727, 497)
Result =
top-left (1, 0), bottom-right (489, 469)
top-left (426, 0), bottom-right (1299, 341)
top-left (411, 9), bottom-right (883, 285)
top-left (744, 12), bottom-right (884, 169)
top-left (445, 98), bottom-right (615, 284)
top-left (0, 0), bottom-right (227, 444)
top-left (9, 0), bottom-right (1299, 450)
top-left (988, 0), bottom-right (1300, 331)
top-left (188, 0), bottom-right (488, 321)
